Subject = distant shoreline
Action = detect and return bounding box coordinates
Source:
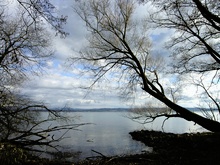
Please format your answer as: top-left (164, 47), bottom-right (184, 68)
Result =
top-left (30, 107), bottom-right (213, 112)
top-left (34, 108), bottom-right (130, 112)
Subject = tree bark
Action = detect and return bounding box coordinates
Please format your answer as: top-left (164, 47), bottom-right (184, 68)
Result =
top-left (146, 88), bottom-right (220, 132)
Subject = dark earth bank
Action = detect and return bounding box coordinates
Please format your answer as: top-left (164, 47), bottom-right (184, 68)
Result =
top-left (129, 130), bottom-right (220, 165)
top-left (74, 130), bottom-right (220, 165)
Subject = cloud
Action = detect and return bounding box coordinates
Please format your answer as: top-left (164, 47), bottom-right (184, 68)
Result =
top-left (17, 0), bottom-right (218, 109)
top-left (20, 66), bottom-right (131, 109)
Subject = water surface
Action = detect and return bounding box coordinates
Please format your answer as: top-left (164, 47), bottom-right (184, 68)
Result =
top-left (46, 111), bottom-right (207, 160)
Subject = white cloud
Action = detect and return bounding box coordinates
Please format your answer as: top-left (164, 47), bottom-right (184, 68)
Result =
top-left (20, 67), bottom-right (131, 109)
top-left (17, 0), bottom-right (219, 110)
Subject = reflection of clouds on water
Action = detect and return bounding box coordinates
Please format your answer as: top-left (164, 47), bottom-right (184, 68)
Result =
top-left (57, 112), bottom-right (147, 159)
top-left (140, 116), bottom-right (207, 133)
top-left (44, 111), bottom-right (208, 159)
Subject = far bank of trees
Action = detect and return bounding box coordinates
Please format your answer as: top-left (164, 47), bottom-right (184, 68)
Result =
top-left (73, 0), bottom-right (220, 132)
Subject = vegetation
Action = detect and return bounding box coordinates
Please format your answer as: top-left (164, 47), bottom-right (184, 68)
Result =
top-left (0, 1), bottom-right (82, 164)
top-left (1, 0), bottom-right (220, 163)
top-left (73, 0), bottom-right (220, 132)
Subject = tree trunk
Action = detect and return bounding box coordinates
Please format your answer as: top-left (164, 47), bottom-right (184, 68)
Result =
top-left (164, 98), bottom-right (220, 132)
top-left (146, 89), bottom-right (220, 132)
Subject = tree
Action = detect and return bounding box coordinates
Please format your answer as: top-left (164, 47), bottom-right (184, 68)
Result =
top-left (0, 93), bottom-right (82, 152)
top-left (16, 0), bottom-right (68, 37)
top-left (146, 0), bottom-right (220, 121)
top-left (148, 0), bottom-right (219, 73)
top-left (0, 8), bottom-right (52, 84)
top-left (74, 0), bottom-right (220, 132)
top-left (0, 1), bottom-right (82, 158)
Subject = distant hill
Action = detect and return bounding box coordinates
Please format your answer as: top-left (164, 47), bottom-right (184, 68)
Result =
top-left (48, 108), bottom-right (130, 112)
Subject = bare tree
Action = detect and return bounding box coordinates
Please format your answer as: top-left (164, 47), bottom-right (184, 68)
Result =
top-left (0, 94), bottom-right (83, 153)
top-left (73, 0), bottom-right (220, 132)
top-left (148, 0), bottom-right (220, 73)
top-left (146, 0), bottom-right (220, 120)
top-left (16, 0), bottom-right (68, 37)
top-left (0, 1), bottom-right (83, 159)
top-left (0, 8), bottom-right (53, 84)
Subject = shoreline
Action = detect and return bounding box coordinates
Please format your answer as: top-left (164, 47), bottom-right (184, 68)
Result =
top-left (5, 130), bottom-right (220, 164)
top-left (75, 130), bottom-right (220, 164)
top-left (129, 130), bottom-right (220, 164)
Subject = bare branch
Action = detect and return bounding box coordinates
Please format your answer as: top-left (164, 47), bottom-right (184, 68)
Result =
top-left (73, 0), bottom-right (220, 132)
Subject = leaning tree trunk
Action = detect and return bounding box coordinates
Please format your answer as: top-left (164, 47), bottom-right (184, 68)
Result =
top-left (145, 88), bottom-right (220, 132)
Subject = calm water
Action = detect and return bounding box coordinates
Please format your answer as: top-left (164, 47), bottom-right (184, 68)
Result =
top-left (41, 111), bottom-right (208, 161)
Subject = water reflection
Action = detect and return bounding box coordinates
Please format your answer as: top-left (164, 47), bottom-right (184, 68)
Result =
top-left (42, 111), bottom-right (207, 160)
top-left (56, 112), bottom-right (147, 160)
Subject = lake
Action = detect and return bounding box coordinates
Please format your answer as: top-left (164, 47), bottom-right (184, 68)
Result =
top-left (41, 111), bottom-right (208, 161)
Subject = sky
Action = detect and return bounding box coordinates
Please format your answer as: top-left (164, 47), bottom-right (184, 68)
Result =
top-left (16, 0), bottom-right (218, 109)
top-left (20, 0), bottom-right (138, 109)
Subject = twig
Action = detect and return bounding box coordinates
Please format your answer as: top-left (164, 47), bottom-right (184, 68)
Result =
top-left (91, 149), bottom-right (107, 158)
